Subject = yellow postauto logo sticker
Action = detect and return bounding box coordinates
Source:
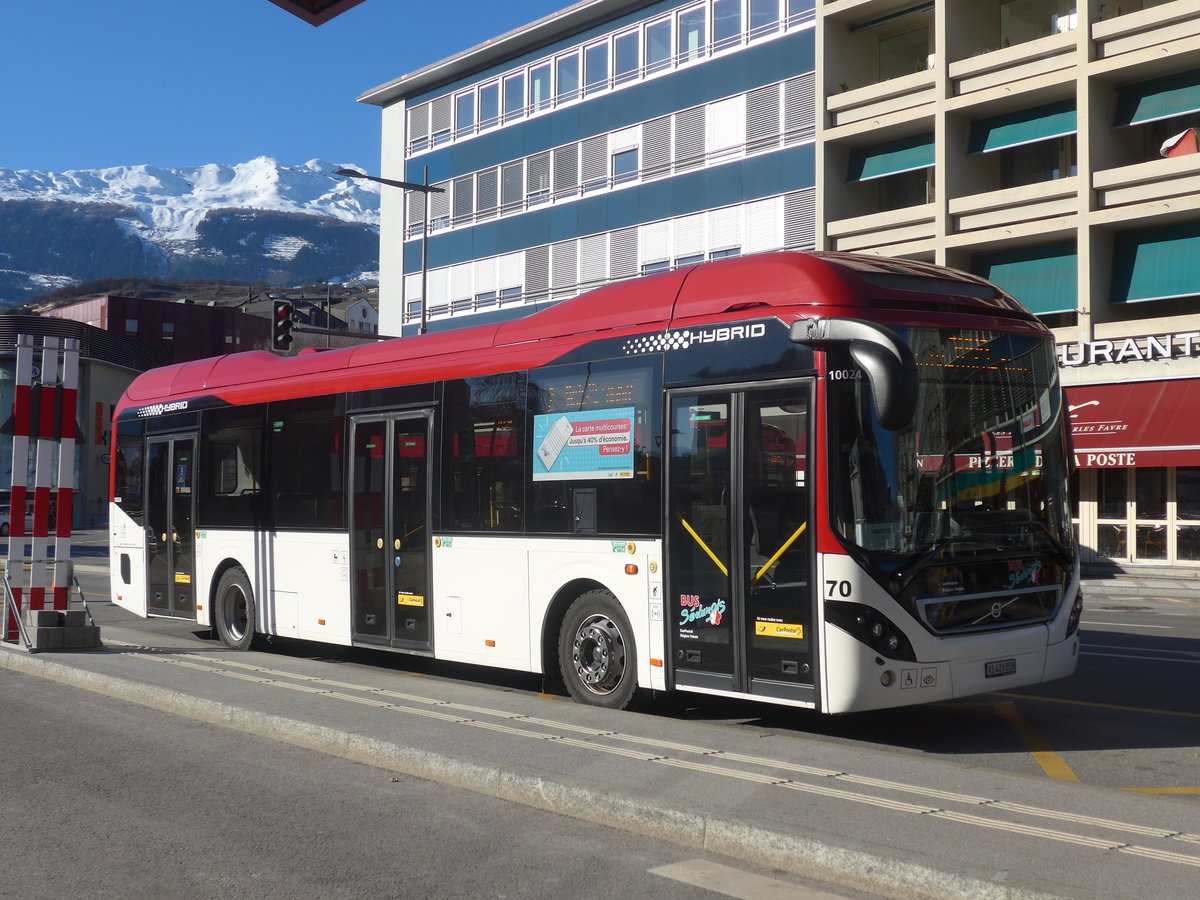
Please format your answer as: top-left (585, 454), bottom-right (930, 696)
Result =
top-left (397, 593), bottom-right (425, 607)
top-left (755, 620), bottom-right (804, 639)
top-left (174, 573), bottom-right (192, 584)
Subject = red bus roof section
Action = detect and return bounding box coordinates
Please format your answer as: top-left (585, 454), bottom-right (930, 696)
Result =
top-left (119, 251), bottom-right (1030, 412)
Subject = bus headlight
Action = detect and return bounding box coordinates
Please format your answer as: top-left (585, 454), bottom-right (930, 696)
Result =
top-left (825, 601), bottom-right (916, 662)
top-left (1065, 589), bottom-right (1083, 637)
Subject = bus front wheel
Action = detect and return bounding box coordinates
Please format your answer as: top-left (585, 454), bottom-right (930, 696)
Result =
top-left (215, 567), bottom-right (257, 651)
top-left (558, 590), bottom-right (636, 709)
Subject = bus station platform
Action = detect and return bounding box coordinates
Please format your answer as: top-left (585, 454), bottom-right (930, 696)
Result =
top-left (3, 580), bottom-right (1199, 900)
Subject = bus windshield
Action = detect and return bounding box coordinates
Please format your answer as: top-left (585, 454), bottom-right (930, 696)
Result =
top-left (828, 327), bottom-right (1074, 578)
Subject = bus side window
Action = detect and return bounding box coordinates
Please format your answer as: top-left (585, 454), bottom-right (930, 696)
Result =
top-left (442, 376), bottom-right (524, 532)
top-left (199, 406), bottom-right (264, 528)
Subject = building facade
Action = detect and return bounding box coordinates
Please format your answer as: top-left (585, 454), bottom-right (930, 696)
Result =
top-left (43, 294), bottom-right (272, 364)
top-left (362, 0), bottom-right (1200, 568)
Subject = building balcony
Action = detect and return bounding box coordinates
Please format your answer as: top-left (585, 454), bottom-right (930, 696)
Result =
top-left (1094, 153), bottom-right (1200, 215)
top-left (1093, 1), bottom-right (1200, 68)
top-left (825, 201), bottom-right (936, 253)
top-left (949, 176), bottom-right (1079, 234)
top-left (948, 30), bottom-right (1076, 99)
top-left (826, 68), bottom-right (937, 130)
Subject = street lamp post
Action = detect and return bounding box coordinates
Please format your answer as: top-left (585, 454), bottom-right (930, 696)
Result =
top-left (335, 167), bottom-right (444, 335)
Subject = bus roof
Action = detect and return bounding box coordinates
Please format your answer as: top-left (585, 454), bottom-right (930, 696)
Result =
top-left (118, 251), bottom-right (1036, 414)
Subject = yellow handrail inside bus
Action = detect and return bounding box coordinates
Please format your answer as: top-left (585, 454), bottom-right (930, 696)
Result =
top-left (679, 517), bottom-right (728, 577)
top-left (753, 522), bottom-right (807, 584)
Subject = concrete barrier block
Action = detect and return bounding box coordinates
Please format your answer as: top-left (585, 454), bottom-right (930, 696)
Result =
top-left (63, 625), bottom-right (101, 649)
top-left (61, 610), bottom-right (87, 628)
top-left (23, 610), bottom-right (62, 628)
top-left (27, 627), bottom-right (65, 650)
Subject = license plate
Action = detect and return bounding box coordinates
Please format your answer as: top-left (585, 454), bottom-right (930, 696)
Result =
top-left (985, 658), bottom-right (1017, 678)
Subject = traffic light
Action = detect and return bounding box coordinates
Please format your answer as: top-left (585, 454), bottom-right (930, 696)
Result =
top-left (272, 300), bottom-right (294, 350)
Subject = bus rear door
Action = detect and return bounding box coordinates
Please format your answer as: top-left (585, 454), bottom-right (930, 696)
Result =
top-left (667, 384), bottom-right (815, 705)
top-left (350, 412), bottom-right (432, 651)
top-left (145, 434), bottom-right (197, 618)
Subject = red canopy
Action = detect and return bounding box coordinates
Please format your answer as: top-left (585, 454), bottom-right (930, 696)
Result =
top-left (1067, 379), bottom-right (1200, 467)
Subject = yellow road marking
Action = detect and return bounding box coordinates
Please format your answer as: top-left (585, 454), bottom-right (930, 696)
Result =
top-left (993, 691), bottom-right (1200, 720)
top-left (993, 701), bottom-right (1080, 782)
top-left (1123, 786), bottom-right (1200, 795)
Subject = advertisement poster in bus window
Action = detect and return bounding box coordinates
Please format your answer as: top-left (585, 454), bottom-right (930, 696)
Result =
top-left (532, 407), bottom-right (635, 481)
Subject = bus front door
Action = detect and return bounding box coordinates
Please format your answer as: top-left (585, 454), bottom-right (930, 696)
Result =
top-left (667, 385), bottom-right (815, 705)
top-left (145, 435), bottom-right (196, 618)
top-left (350, 413), bottom-right (432, 651)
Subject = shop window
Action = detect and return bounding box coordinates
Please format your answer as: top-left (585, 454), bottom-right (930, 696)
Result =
top-left (1135, 467), bottom-right (1167, 519)
top-left (1097, 468), bottom-right (1127, 518)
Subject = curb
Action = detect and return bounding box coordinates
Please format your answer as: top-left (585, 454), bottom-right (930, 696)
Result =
top-left (0, 643), bottom-right (1070, 900)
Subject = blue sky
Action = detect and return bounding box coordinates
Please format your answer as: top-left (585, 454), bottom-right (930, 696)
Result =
top-left (4, 0), bottom-right (565, 173)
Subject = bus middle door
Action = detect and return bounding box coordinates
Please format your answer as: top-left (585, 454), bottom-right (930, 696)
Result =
top-left (350, 412), bottom-right (432, 651)
top-left (667, 384), bottom-right (815, 705)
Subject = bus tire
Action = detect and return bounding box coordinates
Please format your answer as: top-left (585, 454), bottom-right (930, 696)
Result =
top-left (558, 589), bottom-right (636, 709)
top-left (214, 567), bottom-right (256, 651)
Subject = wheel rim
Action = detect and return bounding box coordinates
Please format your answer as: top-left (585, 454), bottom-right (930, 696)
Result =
top-left (221, 584), bottom-right (249, 641)
top-left (571, 613), bottom-right (626, 696)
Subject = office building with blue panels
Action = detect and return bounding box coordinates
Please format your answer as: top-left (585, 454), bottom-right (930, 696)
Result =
top-left (359, 0), bottom-right (817, 337)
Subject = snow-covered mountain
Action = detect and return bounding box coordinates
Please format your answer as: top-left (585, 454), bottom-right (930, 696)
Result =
top-left (0, 157), bottom-right (383, 304)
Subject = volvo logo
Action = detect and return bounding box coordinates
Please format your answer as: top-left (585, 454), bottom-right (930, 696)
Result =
top-left (974, 596), bottom-right (1019, 626)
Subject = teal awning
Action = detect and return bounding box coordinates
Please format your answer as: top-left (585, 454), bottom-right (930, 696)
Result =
top-left (1112, 222), bottom-right (1200, 303)
top-left (972, 242), bottom-right (1076, 315)
top-left (1115, 69), bottom-right (1200, 127)
top-left (968, 101), bottom-right (1076, 153)
top-left (847, 134), bottom-right (934, 182)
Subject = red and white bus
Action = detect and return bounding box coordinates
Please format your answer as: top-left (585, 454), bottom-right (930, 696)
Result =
top-left (109, 252), bottom-right (1080, 713)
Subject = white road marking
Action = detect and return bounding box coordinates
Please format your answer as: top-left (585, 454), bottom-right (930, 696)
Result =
top-left (649, 859), bottom-right (851, 899)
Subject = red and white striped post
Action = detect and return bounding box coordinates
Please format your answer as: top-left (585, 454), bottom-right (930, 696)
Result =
top-left (4, 335), bottom-right (78, 642)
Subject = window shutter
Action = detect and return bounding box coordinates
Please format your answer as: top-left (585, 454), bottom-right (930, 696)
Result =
top-left (551, 240), bottom-right (578, 297)
top-left (674, 106), bottom-right (706, 171)
top-left (553, 144), bottom-right (579, 199)
top-left (430, 95), bottom-right (453, 139)
top-left (581, 135), bottom-right (609, 189)
top-left (499, 252), bottom-right (524, 291)
top-left (501, 162), bottom-right (524, 213)
top-left (707, 95), bottom-right (745, 159)
top-left (474, 256), bottom-right (497, 295)
top-left (525, 245), bottom-right (550, 301)
top-left (452, 176), bottom-right (473, 225)
top-left (639, 220), bottom-right (671, 266)
top-left (708, 205), bottom-right (743, 253)
top-left (642, 117), bottom-right (672, 178)
top-left (783, 73), bottom-right (816, 144)
top-left (784, 189), bottom-right (816, 250)
top-left (674, 213), bottom-right (705, 260)
top-left (579, 234), bottom-right (608, 287)
top-left (477, 168), bottom-right (499, 219)
top-left (408, 103), bottom-right (430, 150)
top-left (746, 83), bottom-right (781, 152)
top-left (745, 197), bottom-right (782, 253)
top-left (610, 227), bottom-right (638, 278)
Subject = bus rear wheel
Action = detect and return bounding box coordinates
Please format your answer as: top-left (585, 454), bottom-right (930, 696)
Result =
top-left (215, 567), bottom-right (256, 651)
top-left (558, 590), bottom-right (636, 709)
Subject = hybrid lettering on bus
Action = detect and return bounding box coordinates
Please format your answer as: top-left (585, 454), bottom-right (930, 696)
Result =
top-left (110, 252), bottom-right (1080, 713)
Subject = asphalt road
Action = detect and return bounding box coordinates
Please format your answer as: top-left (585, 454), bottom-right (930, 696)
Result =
top-left (0, 668), bottom-right (865, 900)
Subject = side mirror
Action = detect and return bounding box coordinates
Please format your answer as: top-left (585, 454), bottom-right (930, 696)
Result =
top-left (790, 318), bottom-right (917, 430)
